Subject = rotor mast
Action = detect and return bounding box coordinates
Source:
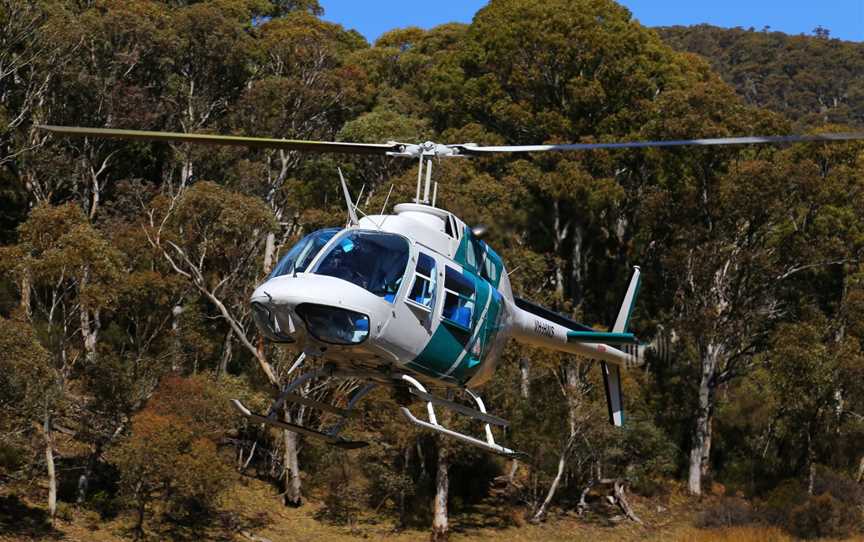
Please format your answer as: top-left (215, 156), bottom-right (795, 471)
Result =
top-left (414, 152), bottom-right (436, 206)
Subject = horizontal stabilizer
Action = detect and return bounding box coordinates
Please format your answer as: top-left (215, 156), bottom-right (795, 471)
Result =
top-left (566, 330), bottom-right (638, 344)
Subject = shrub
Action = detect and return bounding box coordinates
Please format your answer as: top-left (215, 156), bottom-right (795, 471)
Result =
top-left (760, 480), bottom-right (808, 525)
top-left (109, 375), bottom-right (236, 534)
top-left (788, 493), bottom-right (859, 539)
top-left (812, 466), bottom-right (864, 505)
top-left (697, 497), bottom-right (755, 528)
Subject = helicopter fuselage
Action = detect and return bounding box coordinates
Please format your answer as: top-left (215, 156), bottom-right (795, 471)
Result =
top-left (250, 202), bottom-right (637, 391)
top-left (251, 203), bottom-right (512, 388)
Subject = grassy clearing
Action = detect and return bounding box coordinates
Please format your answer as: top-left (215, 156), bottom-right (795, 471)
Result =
top-left (0, 476), bottom-right (859, 541)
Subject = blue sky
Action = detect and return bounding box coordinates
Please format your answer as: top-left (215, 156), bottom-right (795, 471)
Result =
top-left (318, 0), bottom-right (863, 43)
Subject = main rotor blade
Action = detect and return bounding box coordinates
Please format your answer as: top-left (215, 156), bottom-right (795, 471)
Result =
top-left (37, 125), bottom-right (403, 155)
top-left (453, 133), bottom-right (864, 155)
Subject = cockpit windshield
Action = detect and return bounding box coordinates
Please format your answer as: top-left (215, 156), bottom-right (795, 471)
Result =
top-left (313, 231), bottom-right (410, 302)
top-left (270, 228), bottom-right (339, 279)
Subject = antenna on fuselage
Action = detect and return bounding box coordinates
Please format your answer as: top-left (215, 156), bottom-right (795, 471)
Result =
top-left (338, 167), bottom-right (359, 226)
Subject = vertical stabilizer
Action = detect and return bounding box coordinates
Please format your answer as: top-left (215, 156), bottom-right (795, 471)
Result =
top-left (602, 266), bottom-right (640, 427)
top-left (613, 266), bottom-right (641, 333)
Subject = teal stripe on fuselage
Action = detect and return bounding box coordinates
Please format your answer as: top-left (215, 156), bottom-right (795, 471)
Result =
top-left (408, 266), bottom-right (504, 385)
top-left (450, 286), bottom-right (503, 383)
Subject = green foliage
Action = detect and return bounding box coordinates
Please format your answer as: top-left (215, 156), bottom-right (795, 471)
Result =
top-left (659, 25), bottom-right (864, 128)
top-left (1, 0), bottom-right (864, 537)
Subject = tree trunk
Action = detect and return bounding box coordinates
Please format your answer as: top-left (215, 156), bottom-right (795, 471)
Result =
top-left (217, 328), bottom-right (233, 377)
top-left (19, 268), bottom-right (31, 319)
top-left (134, 485), bottom-right (146, 539)
top-left (282, 406), bottom-right (302, 507)
top-left (570, 224), bottom-right (584, 307)
top-left (519, 357), bottom-right (530, 400)
top-left (701, 415), bottom-right (713, 478)
top-left (171, 304), bottom-right (184, 371)
top-left (612, 479), bottom-right (642, 524)
top-left (806, 429), bottom-right (816, 496)
top-left (398, 443), bottom-right (410, 529)
top-left (532, 440), bottom-right (569, 522)
top-left (79, 307), bottom-right (99, 364)
top-left (688, 345), bottom-right (718, 496)
top-left (430, 436), bottom-right (449, 542)
top-left (44, 413), bottom-right (57, 524)
top-left (533, 360), bottom-right (581, 522)
top-left (552, 200), bottom-right (568, 300)
top-left (263, 232), bottom-right (277, 275)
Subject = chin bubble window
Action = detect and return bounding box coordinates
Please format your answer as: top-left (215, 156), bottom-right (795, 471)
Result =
top-left (314, 231), bottom-right (410, 302)
top-left (295, 304), bottom-right (370, 345)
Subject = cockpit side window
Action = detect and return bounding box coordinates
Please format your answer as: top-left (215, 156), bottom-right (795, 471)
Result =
top-left (270, 228), bottom-right (339, 279)
top-left (407, 252), bottom-right (437, 311)
top-left (442, 267), bottom-right (475, 331)
top-left (313, 231), bottom-right (410, 302)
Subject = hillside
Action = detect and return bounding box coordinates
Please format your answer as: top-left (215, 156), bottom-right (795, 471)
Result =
top-left (657, 24), bottom-right (864, 128)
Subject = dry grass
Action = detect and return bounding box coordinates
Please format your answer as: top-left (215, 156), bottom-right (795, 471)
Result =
top-left (2, 477), bottom-right (862, 542)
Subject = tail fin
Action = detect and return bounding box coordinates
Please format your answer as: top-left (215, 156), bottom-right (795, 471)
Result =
top-left (613, 266), bottom-right (640, 334)
top-left (602, 266), bottom-right (641, 427)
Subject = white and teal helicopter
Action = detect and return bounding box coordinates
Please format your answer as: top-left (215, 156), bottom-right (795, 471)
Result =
top-left (39, 125), bottom-right (864, 457)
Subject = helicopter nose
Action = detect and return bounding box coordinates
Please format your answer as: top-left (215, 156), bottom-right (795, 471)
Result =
top-left (250, 276), bottom-right (378, 347)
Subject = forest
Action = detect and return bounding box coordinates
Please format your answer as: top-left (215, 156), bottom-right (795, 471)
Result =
top-left (1, 1), bottom-right (863, 541)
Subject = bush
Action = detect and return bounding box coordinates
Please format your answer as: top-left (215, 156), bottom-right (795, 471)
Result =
top-left (697, 497), bottom-right (756, 528)
top-left (812, 467), bottom-right (864, 505)
top-left (760, 480), bottom-right (808, 525)
top-left (788, 493), bottom-right (860, 539)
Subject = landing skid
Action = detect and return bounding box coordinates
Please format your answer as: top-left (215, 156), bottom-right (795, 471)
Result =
top-left (397, 375), bottom-right (527, 459)
top-left (230, 399), bottom-right (368, 449)
top-left (231, 362), bottom-right (525, 458)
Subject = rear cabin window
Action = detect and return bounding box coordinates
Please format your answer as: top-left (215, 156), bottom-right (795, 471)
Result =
top-left (407, 253), bottom-right (437, 311)
top-left (442, 267), bottom-right (475, 330)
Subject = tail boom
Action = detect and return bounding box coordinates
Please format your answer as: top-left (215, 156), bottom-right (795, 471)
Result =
top-left (510, 305), bottom-right (636, 367)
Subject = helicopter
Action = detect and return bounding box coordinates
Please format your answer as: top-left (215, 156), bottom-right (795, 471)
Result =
top-left (38, 125), bottom-right (864, 458)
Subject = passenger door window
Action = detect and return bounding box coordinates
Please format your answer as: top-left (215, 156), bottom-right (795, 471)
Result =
top-left (442, 267), bottom-right (475, 331)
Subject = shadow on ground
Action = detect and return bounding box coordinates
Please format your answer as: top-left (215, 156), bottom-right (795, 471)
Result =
top-left (0, 494), bottom-right (63, 539)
